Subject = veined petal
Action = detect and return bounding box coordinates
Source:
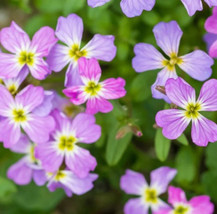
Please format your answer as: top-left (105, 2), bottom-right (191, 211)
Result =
top-left (31, 26), bottom-right (57, 57)
top-left (179, 50), bottom-right (213, 81)
top-left (168, 186), bottom-right (187, 206)
top-left (124, 198), bottom-right (149, 214)
top-left (120, 0), bottom-right (156, 18)
top-left (88, 0), bottom-right (111, 7)
top-left (46, 44), bottom-right (70, 72)
top-left (156, 109), bottom-right (190, 140)
top-left (65, 146), bottom-right (97, 178)
top-left (71, 113), bottom-right (101, 143)
top-left (65, 63), bottom-right (83, 87)
top-left (191, 115), bottom-right (217, 147)
top-left (150, 167), bottom-right (177, 195)
top-left (180, 0), bottom-right (202, 16)
top-left (153, 21), bottom-right (182, 56)
top-left (9, 134), bottom-right (30, 154)
top-left (0, 21), bottom-right (30, 53)
top-left (83, 34), bottom-right (117, 62)
top-left (165, 77), bottom-right (196, 109)
top-left (197, 79), bottom-right (217, 111)
top-left (120, 169), bottom-right (148, 196)
top-left (56, 14), bottom-right (83, 46)
top-left (132, 43), bottom-right (165, 73)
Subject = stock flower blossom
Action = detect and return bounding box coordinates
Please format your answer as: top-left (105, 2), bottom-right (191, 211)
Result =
top-left (35, 110), bottom-right (101, 178)
top-left (0, 84), bottom-right (55, 148)
top-left (7, 134), bottom-right (47, 186)
top-left (120, 167), bottom-right (177, 214)
top-left (132, 21), bottom-right (213, 102)
top-left (47, 13), bottom-right (116, 87)
top-left (47, 169), bottom-right (98, 197)
top-left (181, 0), bottom-right (217, 16)
top-left (0, 21), bottom-right (57, 80)
top-left (88, 0), bottom-right (156, 18)
top-left (63, 57), bottom-right (126, 114)
top-left (155, 186), bottom-right (214, 214)
top-left (204, 7), bottom-right (217, 58)
top-left (156, 77), bottom-right (217, 147)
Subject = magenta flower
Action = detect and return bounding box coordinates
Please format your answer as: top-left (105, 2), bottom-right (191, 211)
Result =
top-left (204, 7), bottom-right (217, 58)
top-left (63, 57), bottom-right (126, 114)
top-left (47, 13), bottom-right (117, 87)
top-left (0, 21), bottom-right (57, 80)
top-left (132, 21), bottom-right (214, 102)
top-left (88, 0), bottom-right (156, 18)
top-left (7, 134), bottom-right (47, 186)
top-left (155, 186), bottom-right (214, 214)
top-left (47, 169), bottom-right (98, 197)
top-left (181, 0), bottom-right (217, 16)
top-left (120, 167), bottom-right (177, 214)
top-left (0, 84), bottom-right (55, 148)
top-left (156, 77), bottom-right (217, 147)
top-left (35, 110), bottom-right (101, 178)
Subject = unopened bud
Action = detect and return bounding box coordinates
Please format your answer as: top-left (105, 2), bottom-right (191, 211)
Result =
top-left (128, 123), bottom-right (143, 137)
top-left (116, 126), bottom-right (131, 139)
top-left (155, 85), bottom-right (166, 95)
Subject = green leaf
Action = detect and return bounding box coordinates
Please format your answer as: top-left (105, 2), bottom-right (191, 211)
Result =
top-left (62, 0), bottom-right (85, 15)
top-left (106, 125), bottom-right (132, 166)
top-left (154, 128), bottom-right (171, 161)
top-left (176, 134), bottom-right (189, 146)
top-left (205, 143), bottom-right (217, 170)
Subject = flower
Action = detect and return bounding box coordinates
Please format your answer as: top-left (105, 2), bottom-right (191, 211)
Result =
top-left (35, 109), bottom-right (101, 178)
top-left (7, 134), bottom-right (47, 186)
top-left (0, 84), bottom-right (55, 148)
top-left (88, 0), bottom-right (156, 18)
top-left (132, 21), bottom-right (214, 102)
top-left (120, 167), bottom-right (177, 214)
top-left (155, 186), bottom-right (214, 214)
top-left (63, 57), bottom-right (126, 114)
top-left (204, 7), bottom-right (217, 58)
top-left (47, 13), bottom-right (117, 87)
top-left (180, 0), bottom-right (217, 16)
top-left (0, 21), bottom-right (57, 80)
top-left (46, 169), bottom-right (98, 197)
top-left (155, 77), bottom-right (217, 147)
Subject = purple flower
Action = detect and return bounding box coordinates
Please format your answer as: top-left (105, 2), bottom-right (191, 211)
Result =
top-left (156, 77), bottom-right (217, 147)
top-left (132, 21), bottom-right (214, 102)
top-left (63, 57), bottom-right (126, 114)
top-left (35, 109), bottom-right (101, 178)
top-left (155, 186), bottom-right (214, 214)
top-left (181, 0), bottom-right (217, 16)
top-left (46, 13), bottom-right (117, 87)
top-left (88, 0), bottom-right (156, 18)
top-left (0, 21), bottom-right (57, 80)
top-left (7, 134), bottom-right (47, 186)
top-left (204, 7), bottom-right (217, 58)
top-left (120, 167), bottom-right (177, 214)
top-left (0, 84), bottom-right (55, 148)
top-left (47, 169), bottom-right (98, 197)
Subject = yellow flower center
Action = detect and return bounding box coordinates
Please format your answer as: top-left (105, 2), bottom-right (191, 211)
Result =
top-left (144, 188), bottom-right (158, 204)
top-left (58, 136), bottom-right (77, 151)
top-left (54, 171), bottom-right (66, 181)
top-left (174, 205), bottom-right (189, 214)
top-left (18, 51), bottom-right (35, 66)
top-left (29, 145), bottom-right (38, 163)
top-left (162, 53), bottom-right (183, 71)
top-left (185, 103), bottom-right (201, 119)
top-left (8, 84), bottom-right (18, 95)
top-left (12, 109), bottom-right (27, 123)
top-left (69, 44), bottom-right (87, 61)
top-left (84, 81), bottom-right (101, 96)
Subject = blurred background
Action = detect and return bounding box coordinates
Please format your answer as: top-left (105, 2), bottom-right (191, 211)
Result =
top-left (0, 0), bottom-right (217, 213)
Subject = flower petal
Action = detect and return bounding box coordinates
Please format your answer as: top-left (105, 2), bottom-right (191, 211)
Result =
top-left (124, 198), bottom-right (149, 214)
top-left (153, 21), bottom-right (182, 56)
top-left (168, 186), bottom-right (187, 206)
top-left (83, 34), bottom-right (116, 62)
top-left (56, 14), bottom-right (83, 46)
top-left (205, 8), bottom-right (217, 34)
top-left (120, 169), bottom-right (148, 195)
top-left (209, 40), bottom-right (217, 58)
top-left (155, 109), bottom-right (190, 140)
top-left (88, 0), bottom-right (111, 7)
top-left (179, 50), bottom-right (213, 81)
top-left (191, 116), bottom-right (217, 147)
top-left (120, 0), bottom-right (156, 17)
top-left (180, 0), bottom-right (202, 16)
top-left (204, 0), bottom-right (217, 8)
top-left (132, 43), bottom-right (165, 72)
top-left (33, 169), bottom-right (47, 186)
top-left (204, 33), bottom-right (217, 52)
top-left (150, 167), bottom-right (177, 195)
top-left (65, 63), bottom-right (83, 87)
top-left (9, 134), bottom-right (30, 154)
top-left (71, 113), bottom-right (101, 143)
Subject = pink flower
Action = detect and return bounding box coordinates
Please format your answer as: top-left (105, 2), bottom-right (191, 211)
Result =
top-left (63, 57), bottom-right (126, 114)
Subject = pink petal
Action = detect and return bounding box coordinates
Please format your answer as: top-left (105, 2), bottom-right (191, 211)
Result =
top-left (124, 198), bottom-right (149, 214)
top-left (9, 134), bottom-right (30, 154)
top-left (33, 169), bottom-right (47, 186)
top-left (168, 186), bottom-right (187, 206)
top-left (209, 40), bottom-right (217, 58)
